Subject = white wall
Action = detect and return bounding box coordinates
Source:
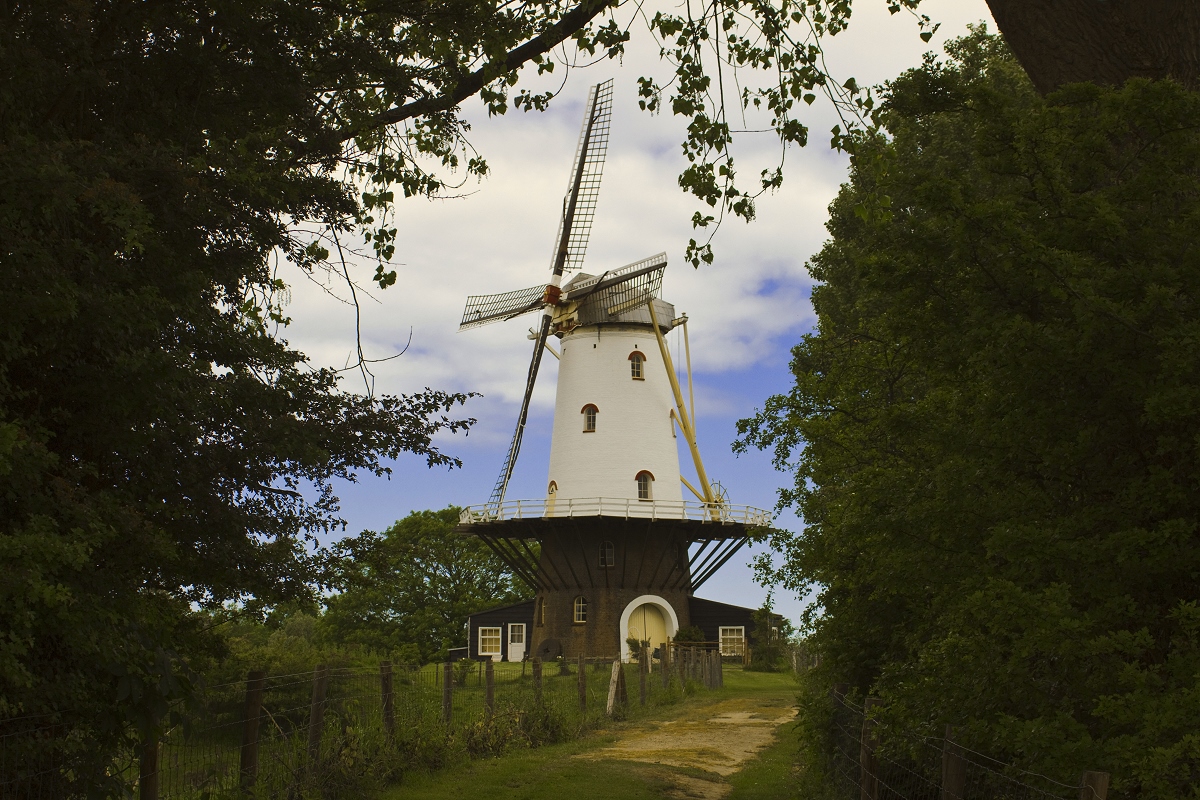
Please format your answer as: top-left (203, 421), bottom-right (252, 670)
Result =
top-left (546, 324), bottom-right (683, 502)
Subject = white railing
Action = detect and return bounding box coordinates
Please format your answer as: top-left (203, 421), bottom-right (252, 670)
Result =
top-left (458, 497), bottom-right (772, 527)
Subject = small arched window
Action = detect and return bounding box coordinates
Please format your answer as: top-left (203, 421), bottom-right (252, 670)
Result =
top-left (547, 480), bottom-right (557, 496)
top-left (599, 541), bottom-right (615, 568)
top-left (574, 596), bottom-right (588, 623)
top-left (669, 409), bottom-right (678, 438)
top-left (636, 470), bottom-right (654, 501)
top-left (581, 404), bottom-right (598, 432)
top-left (629, 351), bottom-right (645, 380)
top-left (536, 597), bottom-right (546, 627)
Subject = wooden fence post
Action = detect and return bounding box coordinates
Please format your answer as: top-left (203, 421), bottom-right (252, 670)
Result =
top-left (139, 730), bottom-right (159, 800)
top-left (941, 725), bottom-right (967, 800)
top-left (306, 665), bottom-right (329, 766)
top-left (690, 647), bottom-right (698, 682)
top-left (639, 649), bottom-right (648, 706)
top-left (380, 662), bottom-right (394, 737)
top-left (238, 669), bottom-right (266, 792)
top-left (532, 657), bottom-right (543, 704)
top-left (859, 697), bottom-right (881, 800)
top-left (1080, 771), bottom-right (1110, 800)
top-left (442, 662), bottom-right (453, 726)
top-left (717, 650), bottom-right (724, 688)
top-left (485, 659), bottom-right (495, 716)
top-left (677, 644), bottom-right (686, 685)
top-left (578, 654), bottom-right (587, 713)
top-left (662, 641), bottom-right (670, 689)
top-left (606, 660), bottom-right (628, 716)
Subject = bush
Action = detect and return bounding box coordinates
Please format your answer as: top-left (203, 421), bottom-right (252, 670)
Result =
top-left (673, 625), bottom-right (706, 643)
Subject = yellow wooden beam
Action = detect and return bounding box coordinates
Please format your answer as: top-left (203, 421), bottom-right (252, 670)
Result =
top-left (680, 474), bottom-right (706, 502)
top-left (647, 300), bottom-right (715, 505)
top-left (682, 316), bottom-right (696, 428)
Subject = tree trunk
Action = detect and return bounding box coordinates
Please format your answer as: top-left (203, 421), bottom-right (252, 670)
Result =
top-left (985, 0), bottom-right (1200, 92)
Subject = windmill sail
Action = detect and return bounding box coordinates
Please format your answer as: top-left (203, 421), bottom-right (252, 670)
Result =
top-left (459, 283), bottom-right (546, 330)
top-left (550, 79), bottom-right (613, 275)
top-left (485, 79), bottom-right (613, 509)
top-left (569, 253), bottom-right (667, 324)
top-left (489, 315), bottom-right (551, 508)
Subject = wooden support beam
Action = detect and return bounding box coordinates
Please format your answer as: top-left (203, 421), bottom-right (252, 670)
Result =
top-left (647, 300), bottom-right (715, 504)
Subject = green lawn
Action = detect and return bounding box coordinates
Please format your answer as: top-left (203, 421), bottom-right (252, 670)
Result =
top-left (726, 723), bottom-right (802, 800)
top-left (380, 667), bottom-right (801, 800)
top-left (384, 737), bottom-right (681, 800)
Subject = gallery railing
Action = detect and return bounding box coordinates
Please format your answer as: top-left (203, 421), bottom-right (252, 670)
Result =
top-left (459, 497), bottom-right (772, 527)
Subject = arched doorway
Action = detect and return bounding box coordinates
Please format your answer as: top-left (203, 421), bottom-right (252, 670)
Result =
top-left (619, 595), bottom-right (679, 663)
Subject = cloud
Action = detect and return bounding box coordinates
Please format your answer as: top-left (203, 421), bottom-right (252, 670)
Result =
top-left (278, 0), bottom-right (997, 624)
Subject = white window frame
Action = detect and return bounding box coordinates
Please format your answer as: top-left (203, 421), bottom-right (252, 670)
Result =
top-left (509, 623), bottom-right (525, 646)
top-left (636, 471), bottom-right (653, 501)
top-left (719, 626), bottom-right (745, 656)
top-left (479, 626), bottom-right (502, 657)
top-left (574, 596), bottom-right (588, 623)
top-left (630, 352), bottom-right (645, 380)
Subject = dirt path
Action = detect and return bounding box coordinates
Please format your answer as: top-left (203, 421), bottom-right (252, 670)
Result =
top-left (575, 683), bottom-right (797, 798)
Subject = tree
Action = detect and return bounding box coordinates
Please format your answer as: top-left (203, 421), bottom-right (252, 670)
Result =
top-left (746, 601), bottom-right (794, 672)
top-left (737, 30), bottom-right (1200, 798)
top-left (322, 508), bottom-right (527, 663)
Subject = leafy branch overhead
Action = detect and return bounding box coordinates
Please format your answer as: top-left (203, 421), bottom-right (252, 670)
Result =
top-left (317, 0), bottom-right (934, 269)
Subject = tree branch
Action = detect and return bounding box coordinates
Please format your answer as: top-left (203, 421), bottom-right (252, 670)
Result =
top-left (336, 0), bottom-right (614, 145)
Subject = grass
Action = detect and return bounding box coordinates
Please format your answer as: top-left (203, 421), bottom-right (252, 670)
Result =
top-left (380, 666), bottom-right (801, 800)
top-left (726, 722), bottom-right (802, 800)
top-left (381, 738), bottom-right (681, 800)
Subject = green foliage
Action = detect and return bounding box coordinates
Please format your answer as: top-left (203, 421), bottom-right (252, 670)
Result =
top-left (626, 637), bottom-right (646, 662)
top-left (454, 659), bottom-right (475, 688)
top-left (673, 625), bottom-right (706, 643)
top-left (201, 608), bottom-right (379, 689)
top-left (323, 508), bottom-right (527, 663)
top-left (737, 29), bottom-right (1200, 798)
top-left (746, 605), bottom-right (794, 672)
top-left (460, 701), bottom-right (570, 757)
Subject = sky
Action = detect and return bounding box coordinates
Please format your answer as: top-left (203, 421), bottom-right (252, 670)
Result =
top-left (283, 0), bottom-right (996, 626)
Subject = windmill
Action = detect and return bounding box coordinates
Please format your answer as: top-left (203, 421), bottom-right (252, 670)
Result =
top-left (460, 79), bottom-right (680, 508)
top-left (456, 80), bottom-right (770, 663)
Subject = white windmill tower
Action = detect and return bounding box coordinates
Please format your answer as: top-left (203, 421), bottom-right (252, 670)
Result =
top-left (456, 80), bottom-right (770, 661)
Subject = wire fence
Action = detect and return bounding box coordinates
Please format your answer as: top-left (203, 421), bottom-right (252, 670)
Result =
top-left (2, 648), bottom-right (726, 799)
top-left (828, 691), bottom-right (1108, 800)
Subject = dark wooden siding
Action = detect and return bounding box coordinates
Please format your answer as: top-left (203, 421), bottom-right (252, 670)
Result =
top-left (468, 600), bottom-right (535, 660)
top-left (687, 596), bottom-right (756, 643)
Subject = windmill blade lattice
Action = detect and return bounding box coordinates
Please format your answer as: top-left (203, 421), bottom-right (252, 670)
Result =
top-left (459, 283), bottom-right (546, 330)
top-left (475, 79), bottom-right (615, 509)
top-left (489, 315), bottom-right (552, 507)
top-left (550, 79), bottom-right (613, 273)
top-left (570, 252), bottom-right (666, 322)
